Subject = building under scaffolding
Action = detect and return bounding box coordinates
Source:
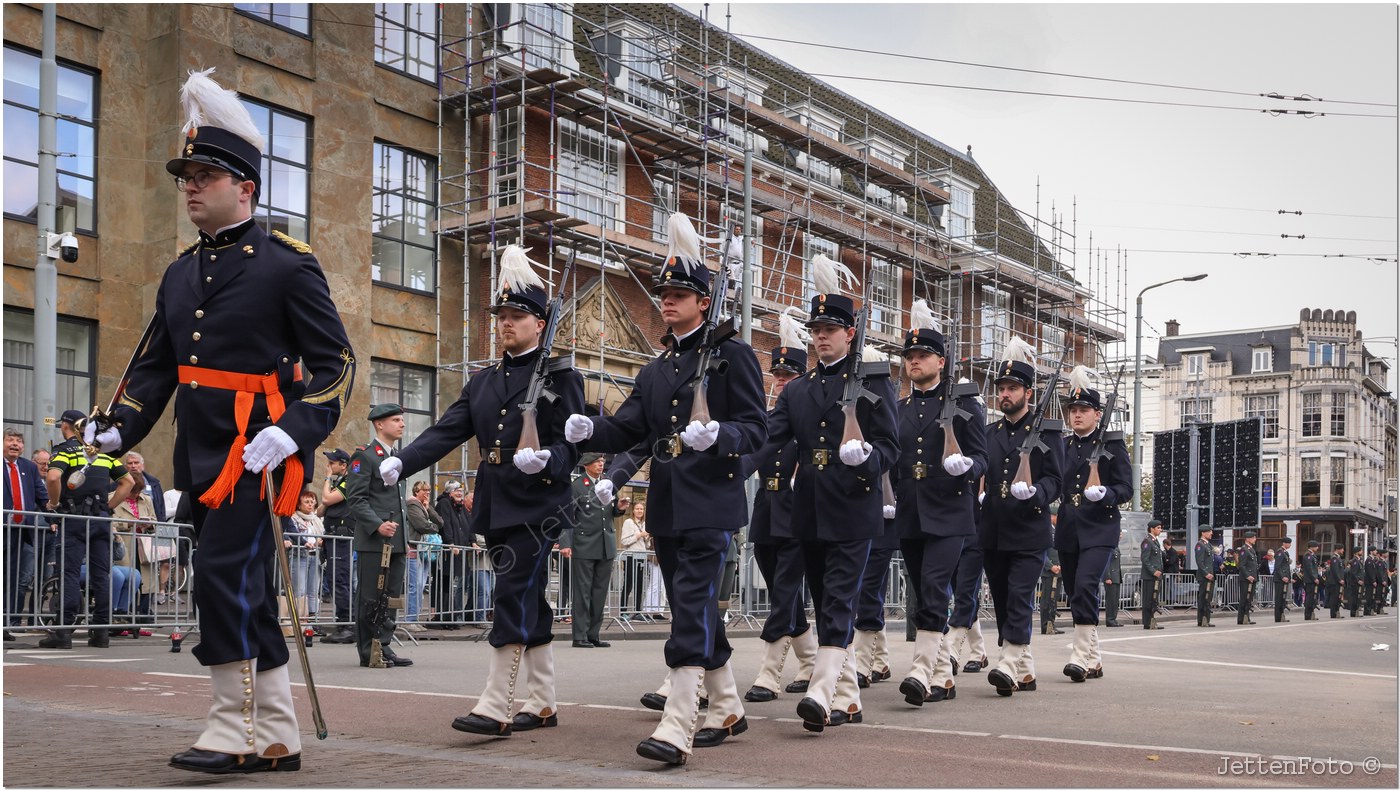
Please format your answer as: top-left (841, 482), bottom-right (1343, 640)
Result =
top-left (433, 3), bottom-right (1126, 477)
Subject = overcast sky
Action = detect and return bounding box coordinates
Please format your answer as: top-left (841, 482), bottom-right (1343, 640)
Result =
top-left (685, 2), bottom-right (1398, 387)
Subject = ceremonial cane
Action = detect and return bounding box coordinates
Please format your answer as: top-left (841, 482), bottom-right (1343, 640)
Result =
top-left (266, 472), bottom-right (329, 740)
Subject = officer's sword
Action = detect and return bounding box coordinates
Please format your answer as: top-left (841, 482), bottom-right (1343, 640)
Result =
top-left (265, 472), bottom-right (329, 740)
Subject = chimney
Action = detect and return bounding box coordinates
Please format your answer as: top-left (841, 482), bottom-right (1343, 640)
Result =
top-left (1165, 319), bottom-right (1180, 337)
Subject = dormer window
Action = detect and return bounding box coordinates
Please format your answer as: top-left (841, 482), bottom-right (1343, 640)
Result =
top-left (1251, 345), bottom-right (1273, 373)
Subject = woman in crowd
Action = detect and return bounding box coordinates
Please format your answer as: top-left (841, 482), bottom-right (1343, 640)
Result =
top-left (619, 499), bottom-right (650, 619)
top-left (289, 489), bottom-right (325, 629)
top-left (405, 480), bottom-right (443, 629)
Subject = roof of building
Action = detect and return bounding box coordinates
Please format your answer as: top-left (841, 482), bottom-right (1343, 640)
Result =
top-left (1158, 327), bottom-right (1297, 377)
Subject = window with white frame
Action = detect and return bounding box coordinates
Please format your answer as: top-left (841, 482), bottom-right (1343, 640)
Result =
top-left (1302, 392), bottom-right (1322, 437)
top-left (374, 4), bottom-right (437, 81)
top-left (1251, 346), bottom-right (1273, 373)
top-left (371, 141), bottom-right (437, 292)
top-left (1244, 393), bottom-right (1279, 439)
top-left (1300, 455), bottom-right (1321, 507)
top-left (1186, 353), bottom-right (1207, 375)
top-left (1308, 340), bottom-right (1345, 368)
top-left (1260, 456), bottom-right (1277, 507)
top-left (650, 178), bottom-right (673, 243)
top-left (948, 184), bottom-right (974, 238)
top-left (1330, 454), bottom-right (1346, 506)
top-left (1330, 392), bottom-right (1347, 437)
top-left (557, 118), bottom-right (623, 230)
top-left (3, 308), bottom-right (96, 453)
top-left (369, 359), bottom-right (435, 487)
top-left (493, 106), bottom-right (522, 207)
top-left (235, 3), bottom-right (310, 36)
top-left (1180, 398), bottom-right (1212, 426)
top-left (1040, 323), bottom-right (1067, 357)
top-left (240, 98), bottom-right (310, 241)
top-left (979, 285), bottom-right (1009, 359)
top-left (622, 32), bottom-right (672, 120)
top-left (803, 235), bottom-right (840, 301)
top-left (868, 259), bottom-right (902, 336)
top-left (489, 3), bottom-right (577, 74)
top-left (3, 46), bottom-right (98, 232)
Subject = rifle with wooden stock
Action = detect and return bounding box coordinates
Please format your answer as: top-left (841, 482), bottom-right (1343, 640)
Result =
top-left (1011, 347), bottom-right (1071, 491)
top-left (1084, 365), bottom-right (1127, 491)
top-left (516, 249), bottom-right (579, 453)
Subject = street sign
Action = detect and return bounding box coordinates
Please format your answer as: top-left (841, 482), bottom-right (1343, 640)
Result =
top-left (1351, 528), bottom-right (1367, 534)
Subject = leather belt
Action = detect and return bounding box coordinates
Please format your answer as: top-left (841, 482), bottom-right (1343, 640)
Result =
top-left (484, 447), bottom-right (516, 465)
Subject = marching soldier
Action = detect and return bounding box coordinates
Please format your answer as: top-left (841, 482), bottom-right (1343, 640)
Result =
top-left (854, 499), bottom-right (899, 689)
top-left (88, 69), bottom-right (355, 773)
top-left (563, 214), bottom-right (767, 765)
top-left (890, 302), bottom-right (987, 707)
top-left (759, 253), bottom-right (898, 732)
top-left (348, 405), bottom-right (413, 669)
top-left (1040, 541), bottom-right (1064, 635)
top-left (743, 315), bottom-right (818, 704)
top-left (1104, 536), bottom-right (1123, 627)
top-left (980, 337), bottom-right (1064, 698)
top-left (1325, 547), bottom-right (1346, 618)
top-left (1301, 541), bottom-right (1322, 620)
top-left (1057, 366), bottom-right (1132, 682)
top-left (1346, 549), bottom-right (1365, 617)
top-left (1379, 553), bottom-right (1392, 615)
top-left (1195, 526), bottom-right (1216, 627)
top-left (1238, 531), bottom-right (1260, 625)
top-left (1365, 549), bottom-right (1383, 616)
top-left (1274, 536), bottom-right (1293, 622)
top-left (1141, 520), bottom-right (1165, 629)
top-left (377, 246), bottom-right (583, 737)
top-left (948, 497), bottom-right (991, 672)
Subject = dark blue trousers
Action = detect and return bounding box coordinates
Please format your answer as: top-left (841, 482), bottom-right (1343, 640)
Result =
top-left (899, 536), bottom-right (964, 632)
top-left (654, 528), bottom-right (733, 670)
top-left (753, 538), bottom-right (810, 643)
top-left (854, 547), bottom-right (895, 631)
top-left (1059, 545), bottom-right (1114, 626)
top-left (949, 541), bottom-right (984, 629)
top-left (485, 523), bottom-right (562, 648)
top-left (983, 548), bottom-right (1045, 647)
top-left (801, 539), bottom-right (871, 647)
top-left (190, 474), bottom-right (288, 669)
top-left (58, 511), bottom-right (110, 627)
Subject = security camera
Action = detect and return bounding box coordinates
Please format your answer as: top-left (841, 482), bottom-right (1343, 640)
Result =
top-left (45, 232), bottom-right (79, 263)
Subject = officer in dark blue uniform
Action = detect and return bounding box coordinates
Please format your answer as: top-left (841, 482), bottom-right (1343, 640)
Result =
top-left (949, 528), bottom-right (990, 672)
top-left (318, 449), bottom-right (356, 644)
top-left (979, 339), bottom-right (1063, 698)
top-left (90, 69), bottom-right (355, 775)
top-left (853, 504), bottom-right (900, 689)
top-left (742, 338), bottom-right (818, 703)
top-left (1057, 370), bottom-right (1132, 683)
top-left (564, 217), bottom-right (767, 765)
top-left (378, 245), bottom-right (583, 738)
top-left (761, 288), bottom-right (898, 732)
top-left (891, 320), bottom-right (986, 707)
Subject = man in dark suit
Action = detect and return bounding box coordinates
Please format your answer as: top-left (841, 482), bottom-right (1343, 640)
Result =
top-left (1238, 531), bottom-right (1260, 624)
top-left (1195, 527), bottom-right (1216, 627)
top-left (4, 428), bottom-right (48, 638)
top-left (1040, 534), bottom-right (1063, 635)
top-left (890, 319), bottom-right (986, 707)
top-left (1274, 536), bottom-right (1293, 622)
top-left (1325, 547), bottom-right (1346, 618)
top-left (562, 453), bottom-right (622, 648)
top-left (86, 70), bottom-right (355, 775)
top-left (378, 250), bottom-right (583, 737)
top-left (347, 404), bottom-right (412, 669)
top-left (122, 452), bottom-right (167, 522)
top-left (1346, 550), bottom-right (1365, 616)
top-left (1301, 541), bottom-right (1322, 620)
top-left (760, 287), bottom-right (898, 732)
top-left (979, 340), bottom-right (1063, 698)
top-left (564, 226), bottom-right (767, 765)
top-left (1057, 373), bottom-right (1132, 682)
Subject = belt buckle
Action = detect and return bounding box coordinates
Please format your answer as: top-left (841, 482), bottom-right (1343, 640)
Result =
top-left (913, 462), bottom-right (927, 480)
top-left (812, 449), bottom-right (829, 468)
top-left (486, 448), bottom-right (501, 465)
top-left (666, 436), bottom-right (682, 458)
top-left (766, 477), bottom-right (780, 491)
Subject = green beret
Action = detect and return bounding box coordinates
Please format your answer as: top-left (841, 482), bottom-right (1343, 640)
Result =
top-left (579, 452), bottom-right (604, 465)
top-left (368, 403), bottom-right (404, 421)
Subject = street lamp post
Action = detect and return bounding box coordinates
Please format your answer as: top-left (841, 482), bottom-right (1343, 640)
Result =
top-left (1132, 273), bottom-right (1209, 512)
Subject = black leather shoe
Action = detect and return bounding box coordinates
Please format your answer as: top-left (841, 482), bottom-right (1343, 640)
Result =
top-left (572, 640), bottom-right (594, 648)
top-left (1051, 626), bottom-right (1065, 635)
top-left (640, 692), bottom-right (666, 711)
top-left (899, 677), bottom-right (928, 706)
top-left (38, 631), bottom-right (71, 649)
top-left (87, 629), bottom-right (109, 648)
top-left (1063, 663), bottom-right (1087, 683)
top-left (870, 667), bottom-right (891, 683)
top-left (796, 697), bottom-right (827, 732)
top-left (857, 672), bottom-right (870, 689)
top-left (170, 748), bottom-right (300, 774)
top-left (382, 650), bottom-right (413, 667)
top-left (951, 660), bottom-right (960, 676)
top-left (1085, 666), bottom-right (1104, 680)
top-left (1150, 624), bottom-right (1165, 630)
top-left (927, 685), bottom-right (956, 702)
top-left (1105, 621), bottom-right (1123, 627)
top-left (637, 737), bottom-right (687, 765)
top-left (511, 710), bottom-right (558, 731)
top-left (452, 713), bottom-right (511, 737)
top-left (322, 627), bottom-right (355, 644)
top-left (988, 668), bottom-right (1016, 697)
top-left (961, 659), bottom-right (986, 673)
top-left (693, 716), bottom-right (747, 747)
top-left (3, 631), bottom-right (13, 641)
top-left (744, 685), bottom-right (777, 702)
top-left (1016, 678), bottom-right (1038, 692)
top-left (589, 639), bottom-right (611, 648)
top-left (829, 708), bottom-right (862, 725)
top-left (784, 679), bottom-right (809, 694)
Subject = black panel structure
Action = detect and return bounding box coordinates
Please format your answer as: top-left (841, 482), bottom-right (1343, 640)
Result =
top-left (1151, 418), bottom-right (1262, 531)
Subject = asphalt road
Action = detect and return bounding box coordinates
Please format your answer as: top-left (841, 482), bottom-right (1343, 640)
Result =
top-left (4, 615), bottom-right (1396, 787)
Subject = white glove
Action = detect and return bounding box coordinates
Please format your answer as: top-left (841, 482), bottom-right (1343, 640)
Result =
top-left (1084, 485), bottom-right (1106, 502)
top-left (595, 479), bottom-right (615, 507)
top-left (942, 453), bottom-right (974, 476)
top-left (565, 414), bottom-right (593, 443)
top-left (241, 426), bottom-right (298, 473)
top-left (680, 419), bottom-right (720, 452)
top-left (513, 447), bottom-right (551, 474)
top-left (839, 440), bottom-right (872, 467)
top-left (84, 422), bottom-right (122, 454)
top-left (882, 505), bottom-right (896, 519)
top-left (978, 491), bottom-right (986, 504)
top-left (1010, 481), bottom-right (1036, 501)
top-left (379, 456), bottom-right (403, 487)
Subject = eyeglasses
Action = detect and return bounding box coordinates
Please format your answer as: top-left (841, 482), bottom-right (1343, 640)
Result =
top-left (173, 170), bottom-right (234, 191)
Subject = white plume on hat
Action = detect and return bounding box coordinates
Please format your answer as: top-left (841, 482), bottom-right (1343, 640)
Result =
top-left (909, 298), bottom-right (940, 332)
top-left (178, 68), bottom-right (264, 152)
top-left (497, 245), bottom-right (544, 294)
top-left (1001, 335), bottom-right (1037, 366)
top-left (811, 253), bottom-right (859, 296)
top-left (1067, 364), bottom-right (1101, 392)
top-left (861, 344), bottom-right (887, 363)
top-left (665, 212), bottom-right (706, 274)
top-left (778, 307), bottom-right (811, 348)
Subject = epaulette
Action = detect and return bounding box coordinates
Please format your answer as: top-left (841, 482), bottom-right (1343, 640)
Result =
top-left (178, 239), bottom-right (200, 258)
top-left (271, 230), bottom-right (313, 254)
